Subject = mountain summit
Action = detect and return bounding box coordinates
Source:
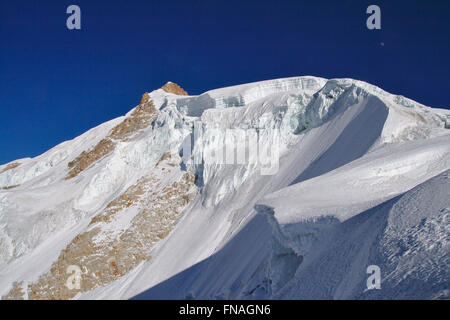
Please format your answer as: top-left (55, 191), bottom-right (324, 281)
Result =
top-left (0, 76), bottom-right (449, 300)
top-left (161, 81), bottom-right (188, 96)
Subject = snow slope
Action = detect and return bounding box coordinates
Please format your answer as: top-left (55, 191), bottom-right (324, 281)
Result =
top-left (133, 169), bottom-right (450, 300)
top-left (0, 76), bottom-right (449, 300)
top-left (273, 169), bottom-right (450, 299)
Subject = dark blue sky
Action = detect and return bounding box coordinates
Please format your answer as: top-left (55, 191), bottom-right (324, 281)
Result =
top-left (0, 0), bottom-right (449, 164)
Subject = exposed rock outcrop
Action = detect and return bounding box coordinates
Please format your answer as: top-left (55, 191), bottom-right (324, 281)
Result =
top-left (0, 162), bottom-right (20, 174)
top-left (4, 155), bottom-right (196, 300)
top-left (161, 82), bottom-right (188, 96)
top-left (65, 95), bottom-right (157, 180)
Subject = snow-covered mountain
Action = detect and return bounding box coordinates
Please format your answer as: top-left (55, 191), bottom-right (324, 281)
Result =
top-left (0, 77), bottom-right (449, 300)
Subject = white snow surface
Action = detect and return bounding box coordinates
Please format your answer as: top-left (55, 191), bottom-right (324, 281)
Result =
top-left (0, 76), bottom-right (449, 300)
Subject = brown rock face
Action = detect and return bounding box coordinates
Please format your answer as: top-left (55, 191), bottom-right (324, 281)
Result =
top-left (65, 95), bottom-right (157, 180)
top-left (0, 162), bottom-right (20, 174)
top-left (108, 96), bottom-right (157, 140)
top-left (161, 82), bottom-right (188, 96)
top-left (2, 282), bottom-right (25, 300)
top-left (4, 155), bottom-right (197, 300)
top-left (66, 138), bottom-right (115, 180)
top-left (2, 185), bottom-right (19, 190)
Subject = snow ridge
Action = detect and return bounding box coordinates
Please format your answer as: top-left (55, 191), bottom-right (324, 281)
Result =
top-left (0, 76), bottom-right (449, 300)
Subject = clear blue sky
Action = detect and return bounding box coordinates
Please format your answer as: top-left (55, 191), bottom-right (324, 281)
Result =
top-left (0, 0), bottom-right (449, 164)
